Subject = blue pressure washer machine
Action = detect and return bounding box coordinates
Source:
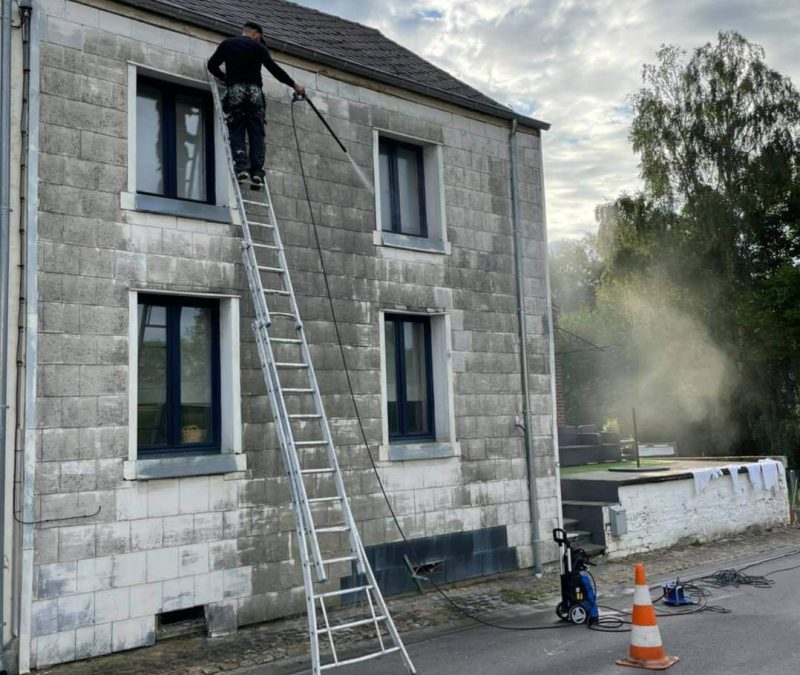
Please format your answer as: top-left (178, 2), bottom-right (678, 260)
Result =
top-left (553, 528), bottom-right (599, 625)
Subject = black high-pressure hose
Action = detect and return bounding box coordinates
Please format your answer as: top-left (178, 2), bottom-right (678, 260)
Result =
top-left (293, 92), bottom-right (348, 154)
top-left (288, 94), bottom-right (569, 633)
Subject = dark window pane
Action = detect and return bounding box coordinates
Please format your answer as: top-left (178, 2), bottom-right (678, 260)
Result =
top-left (379, 147), bottom-right (393, 232)
top-left (137, 304), bottom-right (167, 446)
top-left (180, 306), bottom-right (212, 444)
top-left (136, 88), bottom-right (164, 195)
top-left (396, 146), bottom-right (422, 236)
top-left (403, 322), bottom-right (429, 434)
top-left (385, 320), bottom-right (398, 435)
top-left (176, 94), bottom-right (207, 201)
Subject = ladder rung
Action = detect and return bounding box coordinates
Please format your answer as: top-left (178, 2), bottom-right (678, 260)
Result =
top-left (283, 388), bottom-right (314, 393)
top-left (242, 199), bottom-right (271, 206)
top-left (276, 362), bottom-right (308, 369)
top-left (315, 585), bottom-right (371, 600)
top-left (320, 615), bottom-right (387, 635)
top-left (289, 414), bottom-right (322, 419)
top-left (270, 312), bottom-right (297, 319)
top-left (320, 648), bottom-right (400, 671)
top-left (263, 288), bottom-right (290, 296)
top-left (309, 497), bottom-right (343, 504)
top-left (296, 440), bottom-right (327, 447)
top-left (257, 266), bottom-right (285, 273)
top-left (316, 525), bottom-right (351, 533)
top-left (270, 338), bottom-right (301, 344)
top-left (249, 221), bottom-right (275, 228)
top-left (300, 468), bottom-right (335, 474)
top-left (251, 243), bottom-right (280, 250)
top-left (322, 555), bottom-right (356, 565)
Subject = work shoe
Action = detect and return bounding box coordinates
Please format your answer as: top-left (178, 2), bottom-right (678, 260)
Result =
top-left (236, 171), bottom-right (249, 183)
top-left (250, 175), bottom-right (264, 190)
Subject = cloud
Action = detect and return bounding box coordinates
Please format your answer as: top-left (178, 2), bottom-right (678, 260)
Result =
top-left (294, 1), bottom-right (800, 241)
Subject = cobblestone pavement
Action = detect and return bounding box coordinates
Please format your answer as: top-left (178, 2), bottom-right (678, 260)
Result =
top-left (41, 525), bottom-right (800, 675)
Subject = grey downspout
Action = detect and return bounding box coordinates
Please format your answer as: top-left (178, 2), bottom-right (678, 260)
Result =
top-left (1, 1), bottom-right (14, 669)
top-left (12, 0), bottom-right (32, 650)
top-left (510, 120), bottom-right (543, 575)
top-left (17, 0), bottom-right (38, 670)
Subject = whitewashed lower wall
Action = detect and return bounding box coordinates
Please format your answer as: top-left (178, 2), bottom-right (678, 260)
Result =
top-left (603, 472), bottom-right (790, 559)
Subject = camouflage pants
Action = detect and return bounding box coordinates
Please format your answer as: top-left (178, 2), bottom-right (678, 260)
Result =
top-left (223, 83), bottom-right (266, 178)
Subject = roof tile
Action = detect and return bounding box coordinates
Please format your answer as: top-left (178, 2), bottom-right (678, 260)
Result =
top-left (121, 0), bottom-right (548, 129)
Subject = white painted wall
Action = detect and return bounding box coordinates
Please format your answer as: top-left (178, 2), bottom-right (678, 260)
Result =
top-left (604, 470), bottom-right (790, 559)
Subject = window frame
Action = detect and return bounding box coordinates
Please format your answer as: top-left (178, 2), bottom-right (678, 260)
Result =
top-left (379, 137), bottom-right (428, 238)
top-left (384, 313), bottom-right (436, 442)
top-left (136, 75), bottom-right (216, 205)
top-left (136, 293), bottom-right (222, 457)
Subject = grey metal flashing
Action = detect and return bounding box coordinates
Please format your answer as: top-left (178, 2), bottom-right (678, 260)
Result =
top-left (379, 231), bottom-right (447, 255)
top-left (113, 0), bottom-right (550, 131)
top-left (134, 194), bottom-right (231, 223)
top-left (126, 453), bottom-right (241, 480)
top-left (388, 443), bottom-right (456, 461)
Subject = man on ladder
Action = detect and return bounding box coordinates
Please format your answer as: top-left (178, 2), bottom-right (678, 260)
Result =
top-left (207, 21), bottom-right (306, 190)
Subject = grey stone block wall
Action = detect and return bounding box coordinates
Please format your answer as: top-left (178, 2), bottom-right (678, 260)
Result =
top-left (26, 0), bottom-right (558, 668)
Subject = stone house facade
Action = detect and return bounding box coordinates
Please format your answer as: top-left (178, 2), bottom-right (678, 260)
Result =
top-left (1, 0), bottom-right (560, 670)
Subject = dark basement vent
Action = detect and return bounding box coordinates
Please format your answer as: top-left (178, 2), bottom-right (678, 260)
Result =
top-left (157, 606), bottom-right (207, 640)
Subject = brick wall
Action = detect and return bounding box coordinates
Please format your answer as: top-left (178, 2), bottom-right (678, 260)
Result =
top-left (604, 469), bottom-right (791, 558)
top-left (26, 0), bottom-right (558, 667)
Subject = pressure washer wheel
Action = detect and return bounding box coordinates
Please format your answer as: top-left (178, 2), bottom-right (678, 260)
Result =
top-left (568, 605), bottom-right (588, 625)
top-left (556, 601), bottom-right (569, 621)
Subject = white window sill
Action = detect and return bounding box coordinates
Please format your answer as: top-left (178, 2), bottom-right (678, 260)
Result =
top-left (387, 442), bottom-right (458, 461)
top-left (120, 191), bottom-right (231, 223)
top-left (124, 453), bottom-right (247, 480)
top-left (374, 230), bottom-right (451, 256)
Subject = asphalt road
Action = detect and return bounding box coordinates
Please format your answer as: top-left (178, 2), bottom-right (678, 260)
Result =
top-left (241, 546), bottom-right (800, 675)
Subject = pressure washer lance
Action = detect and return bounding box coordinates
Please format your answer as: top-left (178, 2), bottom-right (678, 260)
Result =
top-left (292, 92), bottom-right (375, 194)
top-left (553, 528), bottom-right (599, 625)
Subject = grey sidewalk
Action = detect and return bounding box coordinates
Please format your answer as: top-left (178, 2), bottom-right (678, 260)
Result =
top-left (41, 525), bottom-right (800, 675)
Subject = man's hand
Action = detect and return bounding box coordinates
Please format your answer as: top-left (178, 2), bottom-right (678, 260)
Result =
top-left (293, 83), bottom-right (306, 97)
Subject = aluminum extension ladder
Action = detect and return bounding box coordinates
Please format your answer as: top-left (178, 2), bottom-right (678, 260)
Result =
top-left (210, 76), bottom-right (416, 675)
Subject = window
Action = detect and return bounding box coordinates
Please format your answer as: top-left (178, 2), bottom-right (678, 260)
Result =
top-left (136, 76), bottom-right (215, 204)
top-left (137, 295), bottom-right (221, 455)
top-left (379, 138), bottom-right (427, 238)
top-left (384, 315), bottom-right (435, 440)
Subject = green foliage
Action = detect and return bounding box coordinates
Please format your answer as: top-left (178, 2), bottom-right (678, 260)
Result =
top-left (549, 234), bottom-right (603, 312)
top-left (552, 32), bottom-right (800, 463)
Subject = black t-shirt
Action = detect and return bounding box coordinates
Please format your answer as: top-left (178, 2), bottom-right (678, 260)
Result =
top-left (207, 36), bottom-right (295, 87)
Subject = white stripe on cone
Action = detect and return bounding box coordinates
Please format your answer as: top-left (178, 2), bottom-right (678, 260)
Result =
top-left (630, 624), bottom-right (664, 648)
top-left (633, 585), bottom-right (652, 606)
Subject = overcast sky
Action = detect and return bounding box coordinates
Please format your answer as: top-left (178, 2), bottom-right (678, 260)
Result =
top-left (293, 0), bottom-right (800, 241)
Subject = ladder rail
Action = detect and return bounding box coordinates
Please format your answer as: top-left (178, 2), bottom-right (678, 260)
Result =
top-left (210, 75), bottom-right (326, 581)
top-left (357, 537), bottom-right (416, 670)
top-left (264, 176), bottom-right (365, 569)
top-left (209, 74), bottom-right (416, 675)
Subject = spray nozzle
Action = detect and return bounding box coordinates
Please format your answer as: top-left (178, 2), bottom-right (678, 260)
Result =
top-left (292, 92), bottom-right (306, 102)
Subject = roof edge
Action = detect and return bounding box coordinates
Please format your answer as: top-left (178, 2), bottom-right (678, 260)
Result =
top-left (113, 0), bottom-right (551, 131)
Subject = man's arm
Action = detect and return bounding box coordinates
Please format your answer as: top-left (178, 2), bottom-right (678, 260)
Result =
top-left (260, 44), bottom-right (297, 88)
top-left (207, 43), bottom-right (226, 81)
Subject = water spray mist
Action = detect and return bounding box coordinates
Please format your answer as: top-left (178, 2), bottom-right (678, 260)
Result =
top-left (292, 92), bottom-right (375, 194)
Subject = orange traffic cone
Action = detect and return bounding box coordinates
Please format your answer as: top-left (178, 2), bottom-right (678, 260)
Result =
top-left (616, 563), bottom-right (679, 670)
